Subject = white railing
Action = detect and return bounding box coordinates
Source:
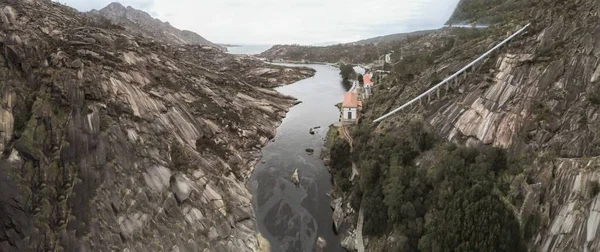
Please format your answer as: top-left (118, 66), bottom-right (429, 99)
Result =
top-left (373, 23), bottom-right (531, 123)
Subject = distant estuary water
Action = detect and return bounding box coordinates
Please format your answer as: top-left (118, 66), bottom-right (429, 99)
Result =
top-left (226, 44), bottom-right (273, 55)
top-left (249, 64), bottom-right (348, 252)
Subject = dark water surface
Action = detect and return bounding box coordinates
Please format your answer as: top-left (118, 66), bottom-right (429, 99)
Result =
top-left (249, 64), bottom-right (347, 252)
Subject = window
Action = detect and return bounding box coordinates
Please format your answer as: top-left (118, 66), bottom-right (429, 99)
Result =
top-left (348, 111), bottom-right (352, 119)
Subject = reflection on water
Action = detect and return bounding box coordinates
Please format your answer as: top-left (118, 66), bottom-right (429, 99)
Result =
top-left (250, 64), bottom-right (348, 252)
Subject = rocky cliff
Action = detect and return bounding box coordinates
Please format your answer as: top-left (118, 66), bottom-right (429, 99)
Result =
top-left (0, 0), bottom-right (313, 251)
top-left (87, 2), bottom-right (224, 50)
top-left (327, 0), bottom-right (600, 251)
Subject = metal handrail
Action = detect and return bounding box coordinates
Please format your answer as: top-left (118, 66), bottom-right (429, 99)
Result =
top-left (373, 23), bottom-right (531, 123)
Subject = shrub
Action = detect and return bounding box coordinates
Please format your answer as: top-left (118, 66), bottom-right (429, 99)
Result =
top-left (590, 181), bottom-right (600, 198)
top-left (588, 92), bottom-right (600, 105)
top-left (170, 140), bottom-right (192, 171)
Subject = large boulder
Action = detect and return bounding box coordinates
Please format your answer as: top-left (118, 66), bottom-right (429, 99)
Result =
top-left (170, 174), bottom-right (195, 203)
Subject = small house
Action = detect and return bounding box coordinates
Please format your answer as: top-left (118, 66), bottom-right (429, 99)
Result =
top-left (341, 92), bottom-right (362, 123)
top-left (363, 72), bottom-right (374, 86)
top-left (363, 72), bottom-right (374, 97)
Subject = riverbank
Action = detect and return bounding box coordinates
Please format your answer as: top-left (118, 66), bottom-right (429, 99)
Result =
top-left (250, 64), bottom-right (348, 252)
top-left (243, 66), bottom-right (320, 250)
top-left (322, 123), bottom-right (362, 251)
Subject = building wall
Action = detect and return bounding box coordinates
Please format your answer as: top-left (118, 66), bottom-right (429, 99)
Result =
top-left (342, 107), bottom-right (358, 120)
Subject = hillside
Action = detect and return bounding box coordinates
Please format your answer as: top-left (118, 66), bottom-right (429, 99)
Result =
top-left (259, 44), bottom-right (381, 64)
top-left (258, 29), bottom-right (446, 65)
top-left (445, 0), bottom-right (521, 25)
top-left (347, 29), bottom-right (437, 46)
top-left (325, 0), bottom-right (600, 251)
top-left (87, 2), bottom-right (224, 50)
top-left (0, 0), bottom-right (313, 251)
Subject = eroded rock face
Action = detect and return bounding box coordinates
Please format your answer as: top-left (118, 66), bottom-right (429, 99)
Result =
top-left (434, 53), bottom-right (535, 149)
top-left (0, 1), bottom-right (313, 251)
top-left (533, 157), bottom-right (600, 252)
top-left (87, 2), bottom-right (224, 50)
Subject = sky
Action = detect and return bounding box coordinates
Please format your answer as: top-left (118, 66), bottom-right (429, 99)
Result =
top-left (57, 0), bottom-right (461, 45)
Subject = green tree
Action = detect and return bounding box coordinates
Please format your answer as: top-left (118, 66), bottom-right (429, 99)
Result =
top-left (339, 63), bottom-right (356, 88)
top-left (330, 138), bottom-right (352, 192)
top-left (384, 155), bottom-right (407, 223)
top-left (421, 184), bottom-right (524, 252)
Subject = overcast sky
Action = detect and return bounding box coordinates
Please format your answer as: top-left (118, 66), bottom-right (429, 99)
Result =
top-left (58, 0), bottom-right (461, 45)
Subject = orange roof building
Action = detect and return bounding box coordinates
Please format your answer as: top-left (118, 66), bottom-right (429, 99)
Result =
top-left (341, 92), bottom-right (362, 122)
top-left (342, 92), bottom-right (359, 108)
top-left (363, 72), bottom-right (374, 86)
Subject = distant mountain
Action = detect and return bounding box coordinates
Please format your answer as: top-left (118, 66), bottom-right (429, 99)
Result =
top-left (87, 2), bottom-right (224, 50)
top-left (219, 43), bottom-right (242, 47)
top-left (346, 29), bottom-right (438, 45)
top-left (258, 29), bottom-right (439, 64)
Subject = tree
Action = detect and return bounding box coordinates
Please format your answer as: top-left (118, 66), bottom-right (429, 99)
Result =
top-left (339, 63), bottom-right (356, 88)
top-left (384, 155), bottom-right (407, 223)
top-left (418, 145), bottom-right (524, 252)
top-left (421, 185), bottom-right (524, 252)
top-left (330, 139), bottom-right (352, 192)
top-left (330, 138), bottom-right (351, 171)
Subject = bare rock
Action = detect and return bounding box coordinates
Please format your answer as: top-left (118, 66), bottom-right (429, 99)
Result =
top-left (290, 169), bottom-right (300, 187)
top-left (0, 1), bottom-right (316, 251)
top-left (170, 174), bottom-right (194, 203)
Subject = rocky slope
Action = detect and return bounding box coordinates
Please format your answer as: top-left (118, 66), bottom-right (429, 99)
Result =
top-left (87, 2), bottom-right (224, 50)
top-left (347, 29), bottom-right (436, 46)
top-left (0, 0), bottom-right (313, 251)
top-left (326, 0), bottom-right (600, 251)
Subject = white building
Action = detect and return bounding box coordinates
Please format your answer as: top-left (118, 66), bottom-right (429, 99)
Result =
top-left (341, 91), bottom-right (362, 123)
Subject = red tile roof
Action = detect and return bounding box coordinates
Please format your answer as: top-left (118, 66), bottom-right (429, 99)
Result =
top-left (342, 92), bottom-right (359, 108)
top-left (363, 73), bottom-right (373, 85)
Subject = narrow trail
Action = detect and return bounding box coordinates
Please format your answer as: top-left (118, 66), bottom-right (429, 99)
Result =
top-left (340, 125), bottom-right (353, 150)
top-left (340, 125), bottom-right (364, 252)
top-left (356, 203), bottom-right (365, 252)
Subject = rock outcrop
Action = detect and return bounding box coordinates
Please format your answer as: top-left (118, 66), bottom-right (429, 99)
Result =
top-left (87, 2), bottom-right (224, 50)
top-left (0, 0), bottom-right (313, 251)
top-left (328, 0), bottom-right (600, 251)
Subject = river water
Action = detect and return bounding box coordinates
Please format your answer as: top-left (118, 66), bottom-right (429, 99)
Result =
top-left (249, 64), bottom-right (348, 252)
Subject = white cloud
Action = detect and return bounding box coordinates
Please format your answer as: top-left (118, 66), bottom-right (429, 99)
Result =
top-left (59, 0), bottom-right (461, 45)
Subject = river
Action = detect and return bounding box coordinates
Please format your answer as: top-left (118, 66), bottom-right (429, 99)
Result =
top-left (248, 64), bottom-right (348, 252)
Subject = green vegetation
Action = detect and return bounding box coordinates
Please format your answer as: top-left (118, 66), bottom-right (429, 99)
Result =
top-left (329, 137), bottom-right (352, 192)
top-left (446, 0), bottom-right (534, 25)
top-left (339, 63), bottom-right (356, 88)
top-left (170, 140), bottom-right (193, 172)
top-left (332, 117), bottom-right (528, 252)
top-left (531, 100), bottom-right (553, 122)
top-left (389, 28), bottom-right (485, 85)
top-left (590, 181), bottom-right (600, 198)
top-left (261, 44), bottom-right (380, 64)
top-left (322, 1), bottom-right (552, 250)
top-left (588, 90), bottom-right (600, 105)
top-left (446, 0), bottom-right (503, 24)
